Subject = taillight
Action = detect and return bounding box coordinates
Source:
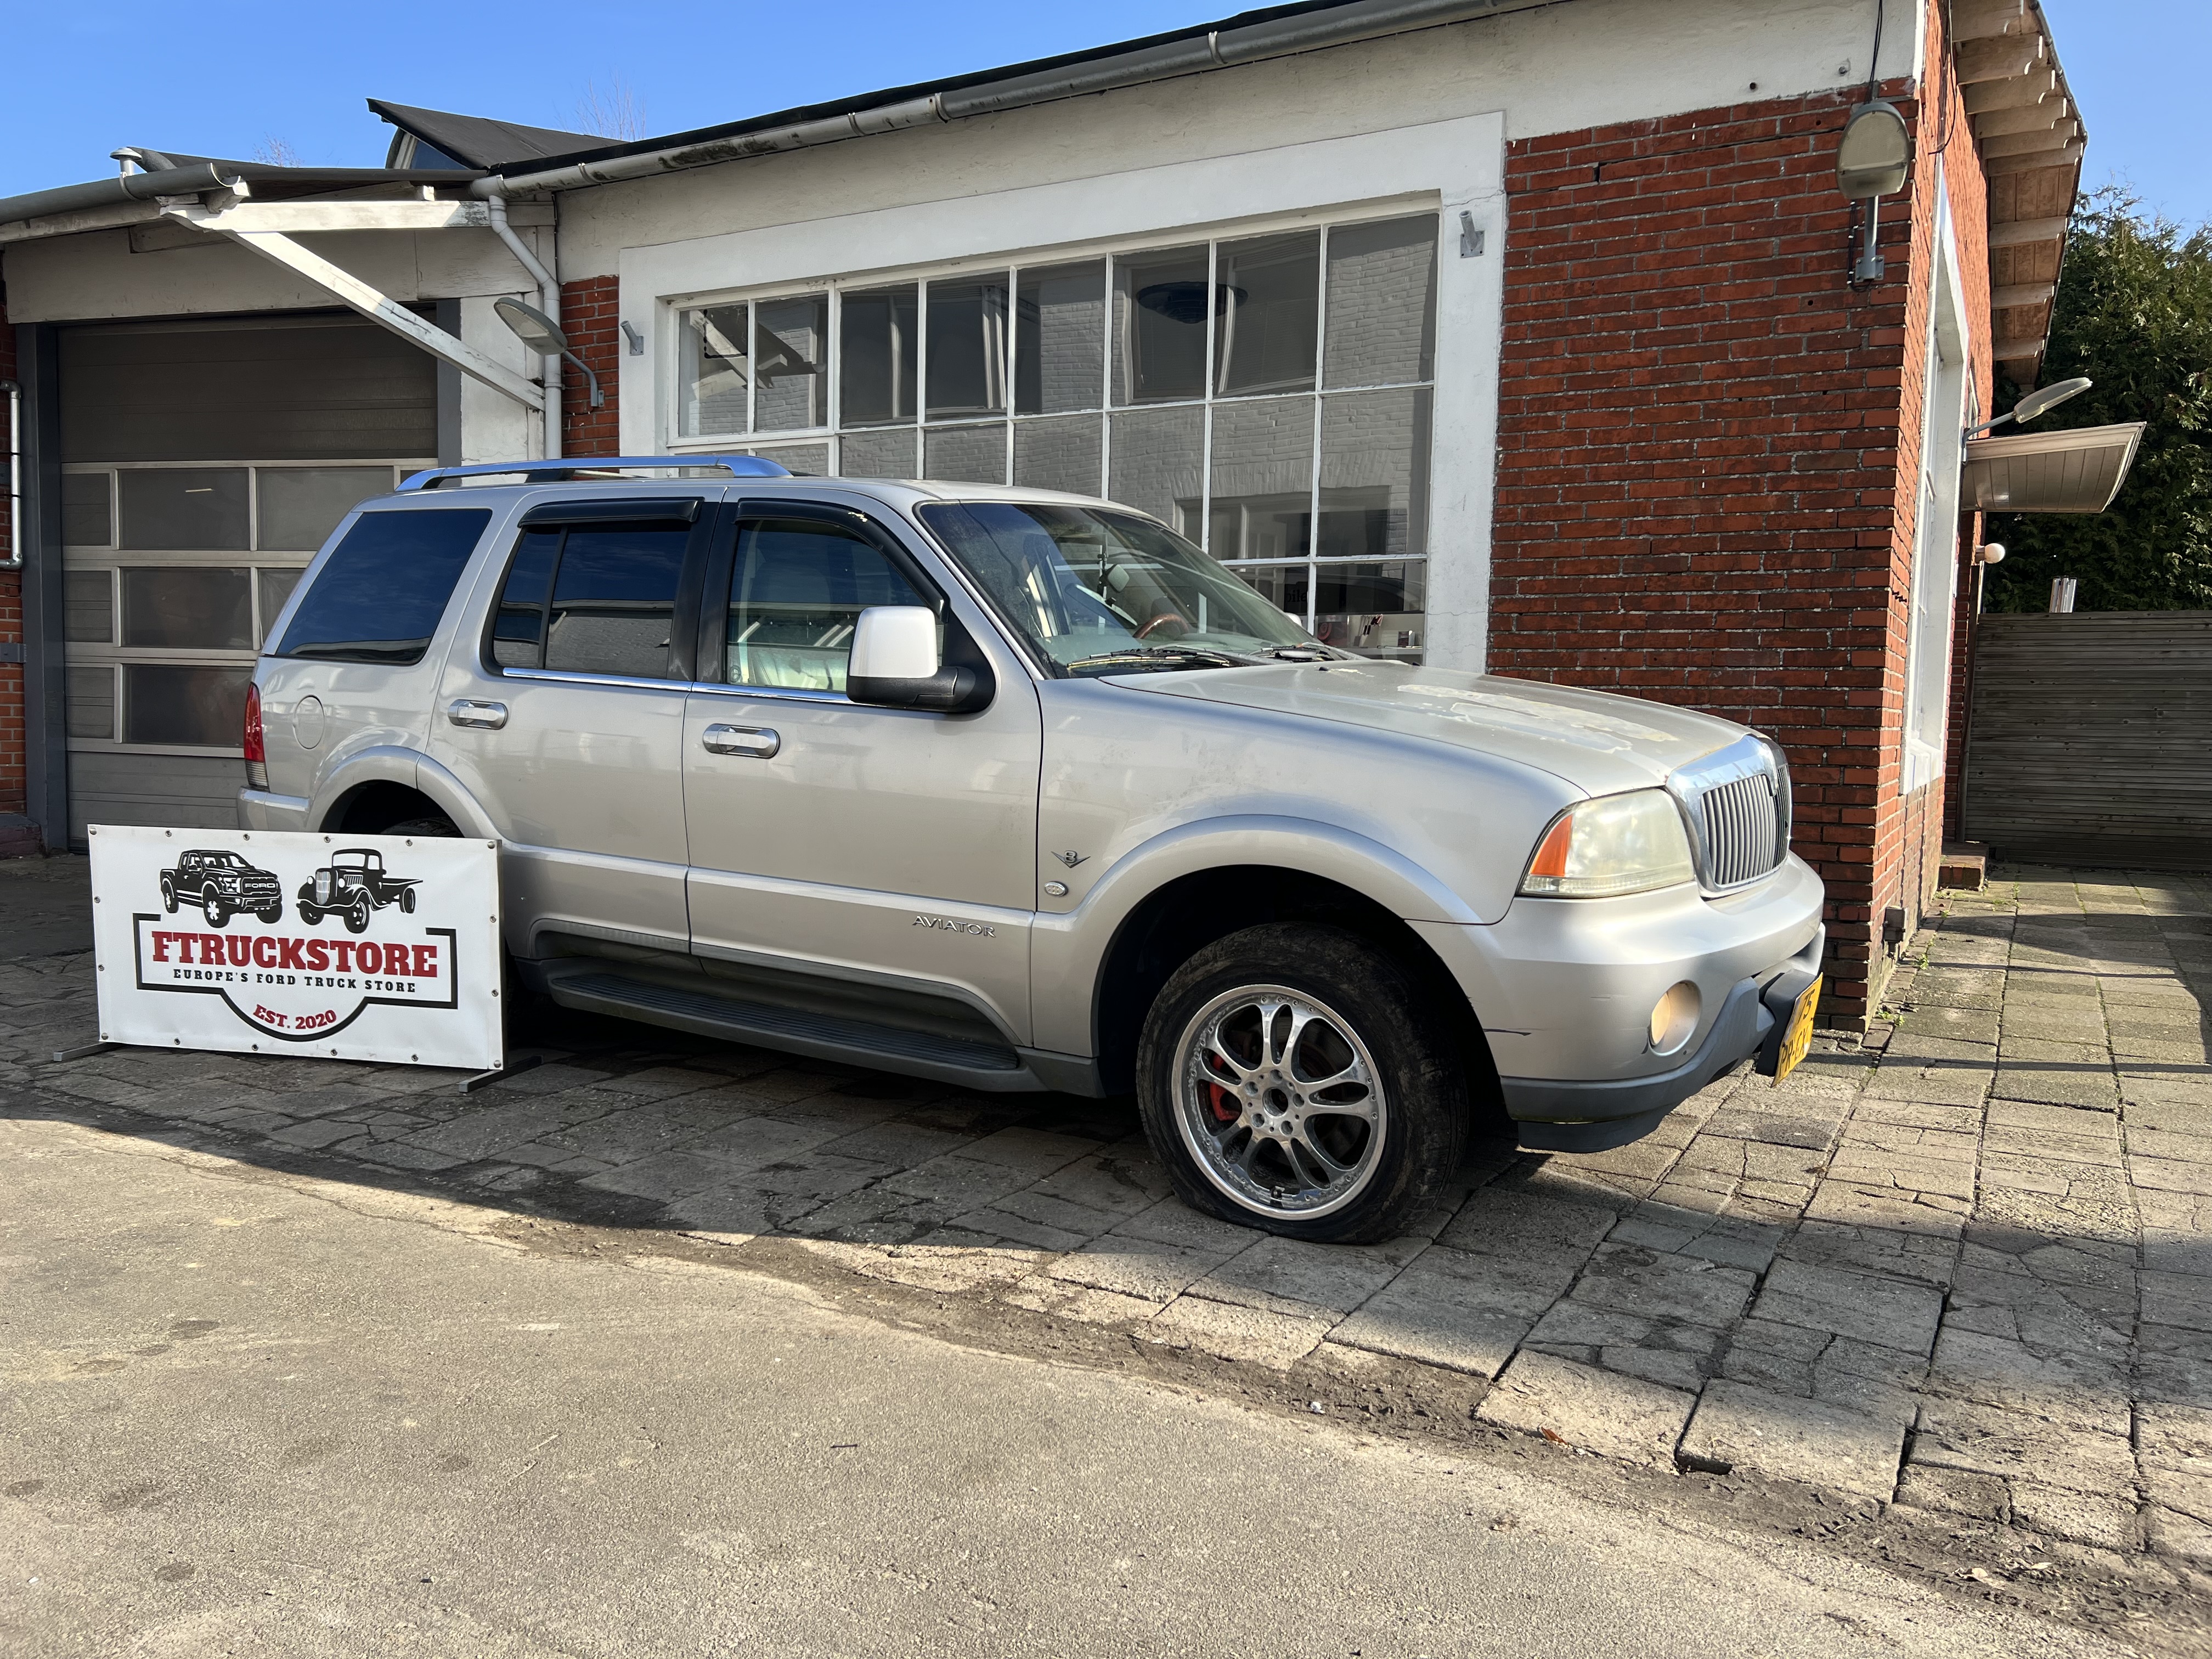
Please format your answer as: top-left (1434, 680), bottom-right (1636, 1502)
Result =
top-left (243, 683), bottom-right (269, 791)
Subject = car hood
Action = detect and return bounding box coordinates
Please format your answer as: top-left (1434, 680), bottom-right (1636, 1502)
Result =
top-left (1121, 662), bottom-right (1751, 795)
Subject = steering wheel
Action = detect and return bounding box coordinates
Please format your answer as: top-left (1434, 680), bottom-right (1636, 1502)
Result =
top-left (1135, 611), bottom-right (1190, 640)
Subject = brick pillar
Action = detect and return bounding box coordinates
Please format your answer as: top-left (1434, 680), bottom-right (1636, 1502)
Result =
top-left (559, 276), bottom-right (621, 458)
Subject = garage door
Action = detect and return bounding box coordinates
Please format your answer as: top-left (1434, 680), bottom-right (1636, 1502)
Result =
top-left (59, 313), bottom-right (437, 839)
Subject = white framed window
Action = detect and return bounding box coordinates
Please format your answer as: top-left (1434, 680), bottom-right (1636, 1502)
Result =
top-left (671, 210), bottom-right (1440, 662)
top-left (61, 460), bottom-right (423, 757)
top-left (1903, 176), bottom-right (1970, 793)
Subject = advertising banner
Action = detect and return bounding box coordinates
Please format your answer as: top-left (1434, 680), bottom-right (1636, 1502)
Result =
top-left (89, 826), bottom-right (504, 1071)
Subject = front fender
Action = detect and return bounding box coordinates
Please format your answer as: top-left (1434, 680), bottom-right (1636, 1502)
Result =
top-left (1026, 813), bottom-right (1480, 1058)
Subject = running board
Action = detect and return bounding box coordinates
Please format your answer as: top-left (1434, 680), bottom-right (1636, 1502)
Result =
top-left (539, 965), bottom-right (1043, 1091)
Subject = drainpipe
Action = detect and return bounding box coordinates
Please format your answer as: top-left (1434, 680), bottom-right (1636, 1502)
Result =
top-left (486, 198), bottom-right (562, 460)
top-left (2, 379), bottom-right (20, 569)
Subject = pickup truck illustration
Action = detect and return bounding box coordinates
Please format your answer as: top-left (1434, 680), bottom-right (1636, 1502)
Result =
top-left (296, 848), bottom-right (421, 933)
top-left (160, 849), bottom-right (286, 929)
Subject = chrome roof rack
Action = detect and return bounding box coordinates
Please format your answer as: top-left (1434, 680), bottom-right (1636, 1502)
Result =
top-left (396, 455), bottom-right (792, 491)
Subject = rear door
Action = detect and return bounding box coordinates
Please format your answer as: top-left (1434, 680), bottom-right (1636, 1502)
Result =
top-left (431, 494), bottom-right (713, 955)
top-left (681, 497), bottom-right (1041, 1040)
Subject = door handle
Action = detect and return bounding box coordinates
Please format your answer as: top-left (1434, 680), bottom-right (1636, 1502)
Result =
top-left (447, 698), bottom-right (508, 729)
top-left (702, 723), bottom-right (780, 758)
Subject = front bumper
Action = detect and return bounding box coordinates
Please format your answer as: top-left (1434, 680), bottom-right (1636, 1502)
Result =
top-left (1407, 854), bottom-right (1826, 1146)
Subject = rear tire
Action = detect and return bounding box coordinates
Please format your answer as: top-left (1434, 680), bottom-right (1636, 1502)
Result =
top-left (385, 816), bottom-right (459, 839)
top-left (1135, 923), bottom-right (1465, 1245)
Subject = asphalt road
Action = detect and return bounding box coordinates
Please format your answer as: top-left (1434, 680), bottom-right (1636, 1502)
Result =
top-left (0, 1114), bottom-right (2129, 1659)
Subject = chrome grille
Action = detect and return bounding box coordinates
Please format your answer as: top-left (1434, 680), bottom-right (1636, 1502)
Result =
top-left (1668, 732), bottom-right (1791, 891)
top-left (1699, 772), bottom-right (1782, 887)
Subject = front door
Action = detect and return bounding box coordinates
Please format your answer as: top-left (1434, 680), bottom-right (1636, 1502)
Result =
top-left (681, 500), bottom-right (1040, 1040)
top-left (432, 499), bottom-right (709, 953)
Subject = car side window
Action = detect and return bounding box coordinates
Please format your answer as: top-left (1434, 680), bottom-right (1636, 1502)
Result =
top-left (489, 523), bottom-right (690, 679)
top-left (278, 508), bottom-right (492, 665)
top-left (726, 516), bottom-right (929, 693)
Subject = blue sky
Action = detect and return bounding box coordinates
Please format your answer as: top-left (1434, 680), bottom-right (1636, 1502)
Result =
top-left (3, 1), bottom-right (2203, 226)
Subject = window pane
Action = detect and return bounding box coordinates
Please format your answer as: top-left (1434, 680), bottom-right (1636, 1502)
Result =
top-left (1313, 558), bottom-right (1425, 662)
top-left (727, 518), bottom-right (927, 692)
top-left (1016, 261), bottom-right (1105, 415)
top-left (119, 469), bottom-right (250, 550)
top-left (1113, 246), bottom-right (1211, 405)
top-left (66, 665), bottom-right (115, 740)
top-left (1013, 415), bottom-right (1102, 495)
top-left (742, 440), bottom-right (830, 477)
top-left (1319, 388), bottom-right (1431, 557)
top-left (1107, 405), bottom-right (1203, 533)
top-left (839, 284), bottom-right (918, 426)
top-left (123, 664), bottom-right (251, 747)
top-left (926, 276), bottom-right (1009, 420)
top-left (754, 294), bottom-right (830, 432)
top-left (1227, 562), bottom-right (1310, 627)
top-left (544, 527), bottom-right (690, 680)
top-left (277, 509), bottom-right (490, 665)
top-left (121, 567), bottom-right (253, 650)
top-left (257, 466), bottom-right (393, 552)
top-left (1208, 397), bottom-right (1313, 560)
top-left (840, 427), bottom-right (917, 479)
top-left (257, 568), bottom-right (303, 644)
top-left (63, 474), bottom-right (112, 548)
top-left (490, 529), bottom-right (561, 670)
top-left (1215, 230), bottom-right (1318, 398)
top-left (1324, 215), bottom-right (1438, 388)
top-left (682, 303), bottom-right (753, 437)
top-left (923, 424), bottom-right (1007, 486)
top-left (66, 569), bottom-right (113, 642)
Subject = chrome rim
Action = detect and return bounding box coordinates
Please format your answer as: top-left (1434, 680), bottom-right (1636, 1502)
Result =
top-left (1172, 984), bottom-right (1387, 1220)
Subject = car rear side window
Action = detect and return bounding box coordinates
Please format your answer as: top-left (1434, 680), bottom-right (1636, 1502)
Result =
top-left (489, 524), bottom-right (692, 680)
top-left (276, 509), bottom-right (491, 665)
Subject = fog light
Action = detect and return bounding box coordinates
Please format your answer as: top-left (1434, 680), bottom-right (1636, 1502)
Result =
top-left (1650, 981), bottom-right (1702, 1056)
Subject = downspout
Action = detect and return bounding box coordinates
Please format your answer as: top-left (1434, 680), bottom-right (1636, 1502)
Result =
top-left (1, 380), bottom-right (19, 569)
top-left (486, 198), bottom-right (562, 460)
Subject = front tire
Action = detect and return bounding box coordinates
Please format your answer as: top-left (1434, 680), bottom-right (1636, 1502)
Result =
top-left (204, 898), bottom-right (230, 929)
top-left (297, 904), bottom-right (321, 926)
top-left (1135, 923), bottom-right (1465, 1245)
top-left (257, 905), bottom-right (283, 925)
top-left (344, 896), bottom-right (371, 934)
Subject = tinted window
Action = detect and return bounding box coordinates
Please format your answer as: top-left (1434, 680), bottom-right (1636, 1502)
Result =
top-left (726, 518), bottom-right (927, 692)
top-left (543, 526), bottom-right (689, 679)
top-left (490, 529), bottom-right (561, 669)
top-left (277, 509), bottom-right (490, 664)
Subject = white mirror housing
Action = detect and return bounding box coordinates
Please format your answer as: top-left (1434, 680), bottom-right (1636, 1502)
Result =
top-left (849, 606), bottom-right (940, 681)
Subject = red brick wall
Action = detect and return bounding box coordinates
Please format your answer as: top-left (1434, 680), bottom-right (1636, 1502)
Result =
top-left (560, 276), bottom-right (620, 458)
top-left (1491, 24), bottom-right (1990, 1026)
top-left (0, 301), bottom-right (24, 819)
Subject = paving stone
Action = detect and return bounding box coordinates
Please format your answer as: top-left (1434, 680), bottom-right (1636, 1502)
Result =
top-left (1200, 1232), bottom-right (1426, 1318)
top-left (1910, 1397), bottom-right (2137, 1498)
top-left (1898, 1005), bottom-right (2000, 1044)
top-left (1893, 1465), bottom-right (2011, 1521)
top-left (1047, 1235), bottom-right (1234, 1304)
top-left (956, 1126), bottom-right (1102, 1176)
top-left (879, 1153), bottom-right (1037, 1211)
top-left (1928, 1329), bottom-right (2131, 1434)
top-left (1824, 1149), bottom-right (1976, 1201)
top-left (1786, 1219), bottom-right (1957, 1288)
top-left (1142, 1293), bottom-right (1331, 1369)
top-left (2147, 1506), bottom-right (2212, 1566)
top-left (1022, 1150), bottom-right (1173, 1218)
top-left (579, 1149), bottom-right (761, 1201)
top-left (2009, 1481), bottom-right (2140, 1552)
top-left (1475, 1351), bottom-right (1694, 1468)
top-left (1800, 1184), bottom-right (1970, 1241)
top-left (1993, 1063), bottom-right (2120, 1111)
top-left (2143, 1270), bottom-right (2212, 1334)
top-left (1694, 1110), bottom-right (1840, 1152)
top-left (999, 1275), bottom-right (1160, 1326)
top-left (1752, 1259), bottom-right (1945, 1356)
top-left (1679, 1379), bottom-right (1905, 1501)
top-left (1568, 1243), bottom-right (1756, 1328)
top-left (266, 1118), bottom-right (365, 1150)
top-left (1331, 1248), bottom-right (1555, 1378)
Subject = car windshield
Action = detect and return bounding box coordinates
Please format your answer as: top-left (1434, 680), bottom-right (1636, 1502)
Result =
top-left (915, 501), bottom-right (1333, 676)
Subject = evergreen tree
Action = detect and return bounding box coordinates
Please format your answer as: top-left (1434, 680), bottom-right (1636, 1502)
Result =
top-left (1985, 188), bottom-right (2212, 612)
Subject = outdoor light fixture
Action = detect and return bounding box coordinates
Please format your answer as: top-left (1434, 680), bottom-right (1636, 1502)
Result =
top-left (493, 296), bottom-right (604, 409)
top-left (1977, 542), bottom-right (2006, 566)
top-left (1837, 100), bottom-right (1910, 286)
top-left (1966, 377), bottom-right (2093, 439)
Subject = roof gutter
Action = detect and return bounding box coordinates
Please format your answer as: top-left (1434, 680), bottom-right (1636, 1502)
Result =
top-left (0, 162), bottom-right (242, 229)
top-left (475, 0), bottom-right (1556, 196)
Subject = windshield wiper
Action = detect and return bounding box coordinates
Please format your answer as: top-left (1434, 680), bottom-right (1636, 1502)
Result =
top-left (1062, 645), bottom-right (1265, 673)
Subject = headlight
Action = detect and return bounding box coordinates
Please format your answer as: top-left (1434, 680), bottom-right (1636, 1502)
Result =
top-left (1519, 789), bottom-right (1696, 899)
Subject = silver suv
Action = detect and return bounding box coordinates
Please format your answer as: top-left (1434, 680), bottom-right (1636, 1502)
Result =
top-left (243, 456), bottom-right (1826, 1244)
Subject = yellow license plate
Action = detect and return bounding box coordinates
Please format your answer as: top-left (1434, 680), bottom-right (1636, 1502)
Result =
top-left (1771, 973), bottom-right (1822, 1086)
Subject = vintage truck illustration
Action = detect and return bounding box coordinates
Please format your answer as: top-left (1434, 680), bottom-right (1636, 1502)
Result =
top-left (160, 850), bottom-right (286, 929)
top-left (296, 848), bottom-right (421, 934)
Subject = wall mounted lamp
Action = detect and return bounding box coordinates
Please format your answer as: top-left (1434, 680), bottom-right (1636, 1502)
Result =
top-left (1837, 100), bottom-right (1910, 286)
top-left (1965, 377), bottom-right (2092, 439)
top-left (494, 296), bottom-right (605, 409)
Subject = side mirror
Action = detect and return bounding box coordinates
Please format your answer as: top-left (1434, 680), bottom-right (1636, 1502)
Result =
top-left (847, 605), bottom-right (992, 713)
